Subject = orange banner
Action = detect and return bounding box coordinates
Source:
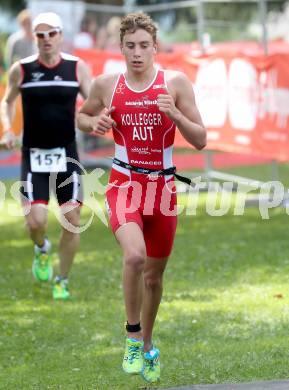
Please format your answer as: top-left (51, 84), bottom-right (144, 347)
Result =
top-left (1, 43), bottom-right (289, 162)
top-left (75, 43), bottom-right (289, 162)
top-left (0, 84), bottom-right (23, 136)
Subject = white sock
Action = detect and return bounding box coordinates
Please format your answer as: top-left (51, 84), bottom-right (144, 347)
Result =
top-left (55, 275), bottom-right (68, 283)
top-left (35, 238), bottom-right (51, 254)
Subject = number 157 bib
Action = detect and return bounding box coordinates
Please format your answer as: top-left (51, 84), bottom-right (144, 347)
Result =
top-left (30, 147), bottom-right (67, 173)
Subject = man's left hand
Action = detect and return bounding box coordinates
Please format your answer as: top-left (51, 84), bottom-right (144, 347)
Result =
top-left (157, 94), bottom-right (180, 121)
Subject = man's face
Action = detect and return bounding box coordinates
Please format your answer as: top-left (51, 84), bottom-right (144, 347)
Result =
top-left (121, 28), bottom-right (156, 73)
top-left (34, 23), bottom-right (62, 56)
top-left (21, 18), bottom-right (32, 35)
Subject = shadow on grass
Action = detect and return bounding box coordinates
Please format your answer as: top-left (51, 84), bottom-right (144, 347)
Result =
top-left (2, 206), bottom-right (289, 388)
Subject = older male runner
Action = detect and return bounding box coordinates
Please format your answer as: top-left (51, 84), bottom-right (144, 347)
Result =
top-left (77, 12), bottom-right (206, 382)
top-left (0, 12), bottom-right (91, 300)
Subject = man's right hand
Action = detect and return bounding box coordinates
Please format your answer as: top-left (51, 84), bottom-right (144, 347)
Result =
top-left (0, 130), bottom-right (16, 150)
top-left (90, 107), bottom-right (116, 136)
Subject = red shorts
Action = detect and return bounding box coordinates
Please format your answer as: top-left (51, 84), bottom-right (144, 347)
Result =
top-left (105, 169), bottom-right (178, 258)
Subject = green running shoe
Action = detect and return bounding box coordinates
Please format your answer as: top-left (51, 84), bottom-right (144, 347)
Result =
top-left (141, 347), bottom-right (160, 383)
top-left (52, 277), bottom-right (70, 300)
top-left (122, 338), bottom-right (144, 374)
top-left (32, 251), bottom-right (53, 282)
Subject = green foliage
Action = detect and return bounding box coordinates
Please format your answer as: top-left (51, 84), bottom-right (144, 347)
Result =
top-left (162, 21), bottom-right (197, 43)
top-left (203, 2), bottom-right (257, 22)
top-left (0, 0), bottom-right (26, 15)
top-left (156, 0), bottom-right (287, 43)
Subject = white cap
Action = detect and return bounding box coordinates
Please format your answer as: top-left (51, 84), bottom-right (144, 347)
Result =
top-left (32, 12), bottom-right (63, 31)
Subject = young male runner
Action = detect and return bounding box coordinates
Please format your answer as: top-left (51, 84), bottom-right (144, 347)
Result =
top-left (0, 12), bottom-right (91, 299)
top-left (77, 12), bottom-right (206, 382)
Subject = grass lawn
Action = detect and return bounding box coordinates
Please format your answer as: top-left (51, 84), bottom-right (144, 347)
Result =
top-left (218, 161), bottom-right (289, 186)
top-left (1, 169), bottom-right (289, 389)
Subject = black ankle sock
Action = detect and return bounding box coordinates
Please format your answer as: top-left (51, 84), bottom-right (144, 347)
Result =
top-left (125, 321), bottom-right (141, 332)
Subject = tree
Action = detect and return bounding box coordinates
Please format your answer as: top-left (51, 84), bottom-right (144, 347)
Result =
top-left (0, 0), bottom-right (26, 14)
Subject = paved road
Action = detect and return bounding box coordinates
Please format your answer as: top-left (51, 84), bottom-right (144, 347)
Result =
top-left (161, 379), bottom-right (289, 390)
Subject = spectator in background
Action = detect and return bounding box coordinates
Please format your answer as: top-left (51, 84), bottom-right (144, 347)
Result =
top-left (101, 16), bottom-right (121, 52)
top-left (73, 16), bottom-right (98, 49)
top-left (100, 15), bottom-right (172, 54)
top-left (5, 9), bottom-right (37, 67)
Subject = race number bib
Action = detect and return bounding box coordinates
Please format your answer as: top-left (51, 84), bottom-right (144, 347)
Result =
top-left (30, 147), bottom-right (67, 173)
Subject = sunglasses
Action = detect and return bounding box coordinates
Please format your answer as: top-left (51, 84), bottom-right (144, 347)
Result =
top-left (35, 28), bottom-right (60, 39)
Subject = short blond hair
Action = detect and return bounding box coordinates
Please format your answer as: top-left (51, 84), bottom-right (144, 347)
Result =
top-left (120, 12), bottom-right (157, 44)
top-left (17, 9), bottom-right (31, 25)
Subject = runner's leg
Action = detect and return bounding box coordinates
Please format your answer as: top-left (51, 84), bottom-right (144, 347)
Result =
top-left (58, 204), bottom-right (81, 278)
top-left (115, 222), bottom-right (146, 339)
top-left (141, 256), bottom-right (168, 351)
top-left (25, 204), bottom-right (48, 246)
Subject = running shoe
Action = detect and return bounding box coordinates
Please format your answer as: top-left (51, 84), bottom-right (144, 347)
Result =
top-left (52, 277), bottom-right (70, 300)
top-left (141, 346), bottom-right (160, 383)
top-left (32, 251), bottom-right (53, 282)
top-left (122, 338), bottom-right (144, 374)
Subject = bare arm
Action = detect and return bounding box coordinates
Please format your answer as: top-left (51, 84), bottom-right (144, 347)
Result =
top-left (5, 35), bottom-right (16, 68)
top-left (0, 62), bottom-right (22, 148)
top-left (77, 59), bottom-right (92, 100)
top-left (77, 74), bottom-right (116, 136)
top-left (158, 71), bottom-right (206, 150)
